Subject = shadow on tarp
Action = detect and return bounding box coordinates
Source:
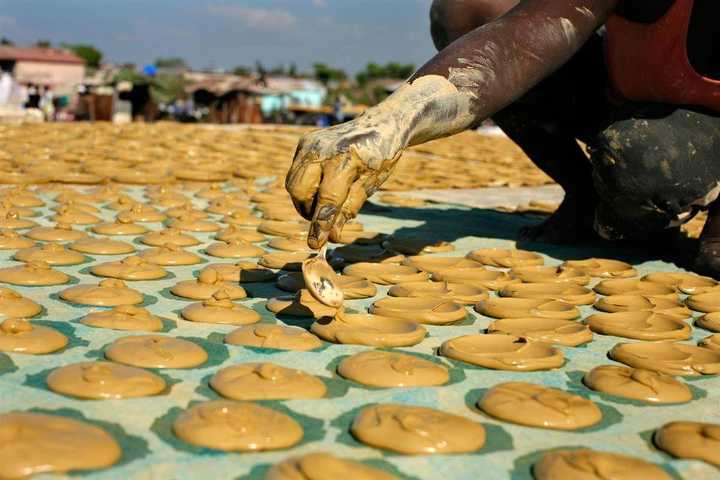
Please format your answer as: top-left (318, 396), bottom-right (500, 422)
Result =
top-left (509, 445), bottom-right (682, 480)
top-left (27, 407), bottom-right (151, 472)
top-left (369, 202), bottom-right (696, 267)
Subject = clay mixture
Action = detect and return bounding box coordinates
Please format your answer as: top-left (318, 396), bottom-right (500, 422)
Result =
top-left (0, 123), bottom-right (716, 479)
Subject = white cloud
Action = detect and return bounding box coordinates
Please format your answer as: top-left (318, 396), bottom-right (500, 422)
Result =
top-left (207, 5), bottom-right (297, 30)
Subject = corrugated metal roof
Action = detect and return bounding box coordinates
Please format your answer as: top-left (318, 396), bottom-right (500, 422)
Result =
top-left (0, 47), bottom-right (85, 65)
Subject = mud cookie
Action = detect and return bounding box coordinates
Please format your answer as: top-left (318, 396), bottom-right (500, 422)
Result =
top-left (171, 268), bottom-right (247, 300)
top-left (370, 297), bottom-right (467, 325)
top-left (533, 449), bottom-right (672, 480)
top-left (475, 297), bottom-right (580, 320)
top-left (0, 318), bottom-right (68, 354)
top-left (586, 311), bottom-right (692, 341)
top-left (105, 335), bottom-right (208, 369)
top-left (139, 244), bottom-right (203, 266)
top-left (351, 404), bottom-right (485, 454)
top-left (225, 324), bottom-right (323, 351)
top-left (267, 452), bottom-right (397, 480)
top-left (338, 350), bottom-right (449, 387)
top-left (440, 334), bottom-right (564, 371)
top-left (140, 227), bottom-right (200, 247)
top-left (0, 260), bottom-right (70, 286)
top-left (583, 365), bottom-right (692, 403)
top-left (90, 255), bottom-right (168, 281)
top-left (479, 382), bottom-right (602, 430)
top-left (654, 421), bottom-right (720, 467)
top-left (609, 342), bottom-right (720, 376)
top-left (467, 248), bottom-right (543, 268)
top-left (311, 312), bottom-right (426, 347)
top-left (487, 317), bottom-right (592, 346)
top-left (60, 279), bottom-right (144, 306)
top-left (69, 237), bottom-right (136, 255)
top-left (80, 305), bottom-right (166, 332)
top-left (47, 361), bottom-right (166, 399)
top-left (342, 263), bottom-right (428, 285)
top-left (0, 412), bottom-right (121, 478)
top-left (181, 291), bottom-right (260, 325)
top-left (172, 400), bottom-right (303, 451)
top-left (210, 362), bottom-right (326, 400)
top-left (14, 243), bottom-right (86, 266)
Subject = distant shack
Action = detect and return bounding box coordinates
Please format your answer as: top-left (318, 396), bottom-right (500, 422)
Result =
top-left (0, 46), bottom-right (85, 95)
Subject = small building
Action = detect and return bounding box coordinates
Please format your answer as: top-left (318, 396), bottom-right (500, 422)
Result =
top-left (0, 47), bottom-right (85, 95)
top-left (185, 72), bottom-right (266, 124)
top-left (261, 77), bottom-right (327, 115)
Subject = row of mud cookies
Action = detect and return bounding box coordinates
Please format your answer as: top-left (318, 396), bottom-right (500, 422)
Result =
top-left (283, 243), bottom-right (720, 478)
top-left (0, 177), bottom-right (718, 478)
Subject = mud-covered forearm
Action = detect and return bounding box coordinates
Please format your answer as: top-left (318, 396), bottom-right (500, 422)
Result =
top-left (406, 0), bottom-right (619, 144)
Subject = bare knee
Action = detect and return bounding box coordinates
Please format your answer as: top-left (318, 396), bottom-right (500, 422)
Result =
top-left (430, 0), bottom-right (519, 51)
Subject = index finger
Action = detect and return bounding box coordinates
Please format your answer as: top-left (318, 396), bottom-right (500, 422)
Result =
top-left (308, 154), bottom-right (358, 249)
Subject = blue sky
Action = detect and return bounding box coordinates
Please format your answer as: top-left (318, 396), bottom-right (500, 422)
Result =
top-left (0, 0), bottom-right (437, 73)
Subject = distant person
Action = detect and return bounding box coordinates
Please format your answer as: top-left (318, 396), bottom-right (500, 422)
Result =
top-left (40, 85), bottom-right (55, 120)
top-left (0, 71), bottom-right (12, 106)
top-left (333, 97), bottom-right (345, 124)
top-left (285, 0), bottom-right (720, 278)
top-left (25, 84), bottom-right (40, 109)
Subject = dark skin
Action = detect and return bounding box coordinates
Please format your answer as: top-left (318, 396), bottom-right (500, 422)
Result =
top-left (286, 0), bottom-right (720, 276)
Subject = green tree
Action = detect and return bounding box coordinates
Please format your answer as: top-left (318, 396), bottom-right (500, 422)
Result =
top-left (154, 57), bottom-right (187, 69)
top-left (0, 37), bottom-right (13, 46)
top-left (232, 65), bottom-right (251, 76)
top-left (65, 44), bottom-right (103, 68)
top-left (35, 40), bottom-right (51, 48)
top-left (312, 62), bottom-right (346, 85)
top-left (356, 62), bottom-right (415, 85)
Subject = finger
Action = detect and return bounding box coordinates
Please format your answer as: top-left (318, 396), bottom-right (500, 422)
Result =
top-left (308, 155), bottom-right (358, 249)
top-left (286, 156), bottom-right (322, 221)
top-left (329, 179), bottom-right (368, 242)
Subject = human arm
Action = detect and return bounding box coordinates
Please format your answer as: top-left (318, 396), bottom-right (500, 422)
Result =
top-left (287, 0), bottom-right (620, 249)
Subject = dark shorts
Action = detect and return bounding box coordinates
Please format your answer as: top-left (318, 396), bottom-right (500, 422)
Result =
top-left (492, 31), bottom-right (720, 240)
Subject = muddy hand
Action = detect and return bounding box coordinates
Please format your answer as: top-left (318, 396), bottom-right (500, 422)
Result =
top-left (285, 119), bottom-right (403, 249)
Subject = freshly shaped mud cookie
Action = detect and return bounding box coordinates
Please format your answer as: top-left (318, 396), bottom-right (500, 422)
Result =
top-left (216, 224), bottom-right (265, 242)
top-left (205, 262), bottom-right (276, 283)
top-left (139, 244), bottom-right (202, 266)
top-left (225, 324), bottom-right (323, 351)
top-left (643, 271), bottom-right (717, 294)
top-left (467, 248), bottom-right (543, 268)
top-left (81, 305), bottom-right (166, 332)
top-left (351, 403), bottom-right (485, 454)
top-left (609, 342), bottom-right (720, 376)
top-left (169, 215), bottom-right (220, 233)
top-left (0, 229), bottom-right (35, 249)
top-left (50, 206), bottom-right (100, 225)
top-left (479, 382), bottom-right (601, 430)
top-left (475, 297), bottom-right (580, 320)
top-left (116, 203), bottom-right (166, 223)
top-left (257, 220), bottom-right (308, 238)
top-left (91, 218), bottom-right (148, 236)
top-left (181, 291), bottom-right (260, 325)
top-left (509, 265), bottom-right (590, 285)
top-left (331, 244), bottom-right (402, 264)
top-left (69, 237), bottom-right (135, 255)
top-left (686, 291), bottom-right (720, 313)
top-left (585, 311), bottom-right (692, 341)
top-left (370, 297), bottom-right (467, 325)
top-left (105, 335), bottom-right (208, 369)
top-left (14, 243), bottom-right (86, 266)
top-left (259, 251), bottom-right (314, 271)
top-left (91, 255), bottom-right (168, 281)
top-left (338, 350), bottom-right (449, 387)
top-left (0, 287), bottom-right (41, 317)
top-left (593, 278), bottom-right (676, 298)
top-left (699, 333), bottom-right (720, 351)
top-left (388, 281), bottom-right (487, 304)
top-left (561, 258), bottom-right (636, 278)
top-left (583, 365), bottom-right (692, 404)
top-left (172, 400), bottom-right (303, 451)
top-left (267, 452), bottom-right (397, 480)
top-left (0, 260), bottom-right (70, 286)
top-left (0, 318), bottom-right (68, 354)
top-left (206, 240), bottom-right (265, 258)
top-left (440, 334), bottom-right (564, 371)
top-left (0, 412), bottom-right (121, 478)
top-left (311, 312), bottom-right (426, 347)
top-left (499, 282), bottom-right (596, 305)
top-left (171, 268), bottom-right (247, 300)
top-left (210, 362), bottom-right (326, 400)
top-left (533, 449), bottom-right (672, 480)
top-left (432, 267), bottom-right (519, 290)
top-left (401, 255), bottom-right (482, 274)
top-left (487, 317), bottom-right (592, 346)
top-left (696, 311), bottom-right (720, 332)
top-left (654, 421), bottom-right (720, 467)
top-left (60, 279), bottom-right (144, 306)
top-left (342, 263), bottom-right (428, 285)
top-left (219, 213), bottom-right (262, 228)
top-left (594, 295), bottom-right (691, 319)
top-left (140, 227), bottom-right (200, 247)
top-left (47, 361), bottom-right (166, 399)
